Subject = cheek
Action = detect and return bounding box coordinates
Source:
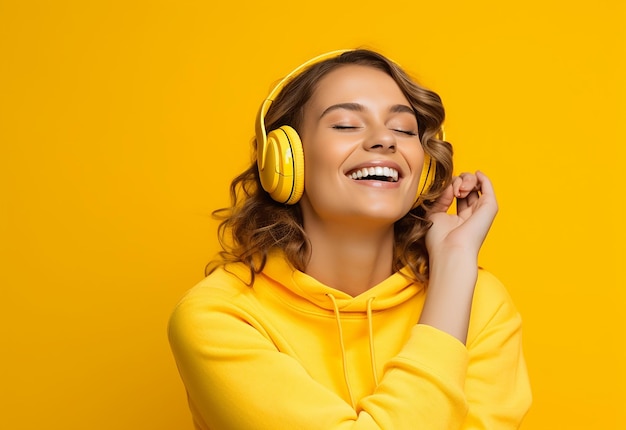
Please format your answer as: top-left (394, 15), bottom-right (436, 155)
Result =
top-left (302, 136), bottom-right (345, 177)
top-left (406, 145), bottom-right (426, 174)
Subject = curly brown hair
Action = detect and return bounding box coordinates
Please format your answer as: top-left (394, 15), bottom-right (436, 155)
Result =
top-left (207, 49), bottom-right (453, 285)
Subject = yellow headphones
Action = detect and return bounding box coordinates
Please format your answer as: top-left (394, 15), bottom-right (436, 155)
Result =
top-left (255, 50), bottom-right (438, 205)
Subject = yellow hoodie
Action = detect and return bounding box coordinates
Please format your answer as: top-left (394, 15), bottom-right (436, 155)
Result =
top-left (168, 251), bottom-right (531, 429)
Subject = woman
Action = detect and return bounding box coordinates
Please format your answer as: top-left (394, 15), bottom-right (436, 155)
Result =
top-left (169, 49), bottom-right (531, 429)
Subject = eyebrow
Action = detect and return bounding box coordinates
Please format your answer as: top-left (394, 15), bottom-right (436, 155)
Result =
top-left (319, 103), bottom-right (416, 119)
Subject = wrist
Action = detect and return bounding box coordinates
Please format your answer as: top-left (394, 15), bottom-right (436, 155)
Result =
top-left (428, 249), bottom-right (479, 292)
top-left (422, 249), bottom-right (479, 344)
top-left (428, 246), bottom-right (479, 269)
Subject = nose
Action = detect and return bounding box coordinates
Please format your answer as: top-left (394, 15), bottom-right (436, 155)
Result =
top-left (364, 125), bottom-right (396, 153)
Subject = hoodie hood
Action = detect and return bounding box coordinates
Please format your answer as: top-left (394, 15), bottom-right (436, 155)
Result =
top-left (261, 249), bottom-right (424, 313)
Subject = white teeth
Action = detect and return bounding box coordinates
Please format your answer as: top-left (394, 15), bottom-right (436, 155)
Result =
top-left (347, 166), bottom-right (399, 181)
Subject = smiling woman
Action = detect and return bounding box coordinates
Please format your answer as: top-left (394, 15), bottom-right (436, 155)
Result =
top-left (168, 49), bottom-right (532, 429)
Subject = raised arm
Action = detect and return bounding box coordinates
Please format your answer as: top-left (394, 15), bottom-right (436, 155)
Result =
top-left (420, 171), bottom-right (498, 343)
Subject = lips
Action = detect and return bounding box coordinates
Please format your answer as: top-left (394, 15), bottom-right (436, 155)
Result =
top-left (346, 166), bottom-right (399, 182)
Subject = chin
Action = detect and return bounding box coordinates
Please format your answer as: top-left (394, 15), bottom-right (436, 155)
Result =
top-left (353, 206), bottom-right (412, 225)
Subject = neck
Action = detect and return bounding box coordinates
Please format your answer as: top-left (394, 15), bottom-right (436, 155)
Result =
top-left (303, 221), bottom-right (395, 296)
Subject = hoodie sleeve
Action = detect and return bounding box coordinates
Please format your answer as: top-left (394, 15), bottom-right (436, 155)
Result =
top-left (168, 286), bottom-right (471, 430)
top-left (461, 270), bottom-right (533, 429)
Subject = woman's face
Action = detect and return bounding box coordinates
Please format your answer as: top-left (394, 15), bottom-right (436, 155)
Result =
top-left (298, 64), bottom-right (425, 229)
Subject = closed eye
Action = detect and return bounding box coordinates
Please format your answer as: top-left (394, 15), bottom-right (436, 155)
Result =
top-left (393, 129), bottom-right (417, 136)
top-left (332, 125), bottom-right (360, 130)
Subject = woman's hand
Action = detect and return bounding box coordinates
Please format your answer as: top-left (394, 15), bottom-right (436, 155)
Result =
top-left (426, 171), bottom-right (499, 260)
top-left (419, 171), bottom-right (498, 343)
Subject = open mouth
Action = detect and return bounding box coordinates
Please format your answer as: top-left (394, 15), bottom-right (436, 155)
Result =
top-left (346, 166), bottom-right (399, 182)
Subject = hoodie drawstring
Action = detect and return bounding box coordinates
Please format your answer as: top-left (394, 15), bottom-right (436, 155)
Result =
top-left (326, 293), bottom-right (355, 408)
top-left (326, 294), bottom-right (380, 408)
top-left (366, 297), bottom-right (379, 387)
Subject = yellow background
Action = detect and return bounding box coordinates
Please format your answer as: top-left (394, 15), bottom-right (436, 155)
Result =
top-left (1, 1), bottom-right (624, 428)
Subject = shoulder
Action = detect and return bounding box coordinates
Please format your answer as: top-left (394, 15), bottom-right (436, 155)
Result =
top-left (467, 269), bottom-right (522, 343)
top-left (473, 269), bottom-right (515, 309)
top-left (168, 264), bottom-right (255, 338)
top-left (180, 264), bottom-right (250, 302)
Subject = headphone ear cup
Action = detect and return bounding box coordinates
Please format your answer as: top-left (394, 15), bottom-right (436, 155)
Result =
top-left (414, 153), bottom-right (436, 207)
top-left (258, 125), bottom-right (304, 204)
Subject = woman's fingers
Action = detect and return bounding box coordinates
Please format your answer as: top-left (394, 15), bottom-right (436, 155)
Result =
top-left (429, 171), bottom-right (498, 224)
top-left (456, 171), bottom-right (497, 220)
top-left (453, 172), bottom-right (479, 198)
top-left (426, 171), bottom-right (499, 254)
top-left (429, 181), bottom-right (455, 214)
